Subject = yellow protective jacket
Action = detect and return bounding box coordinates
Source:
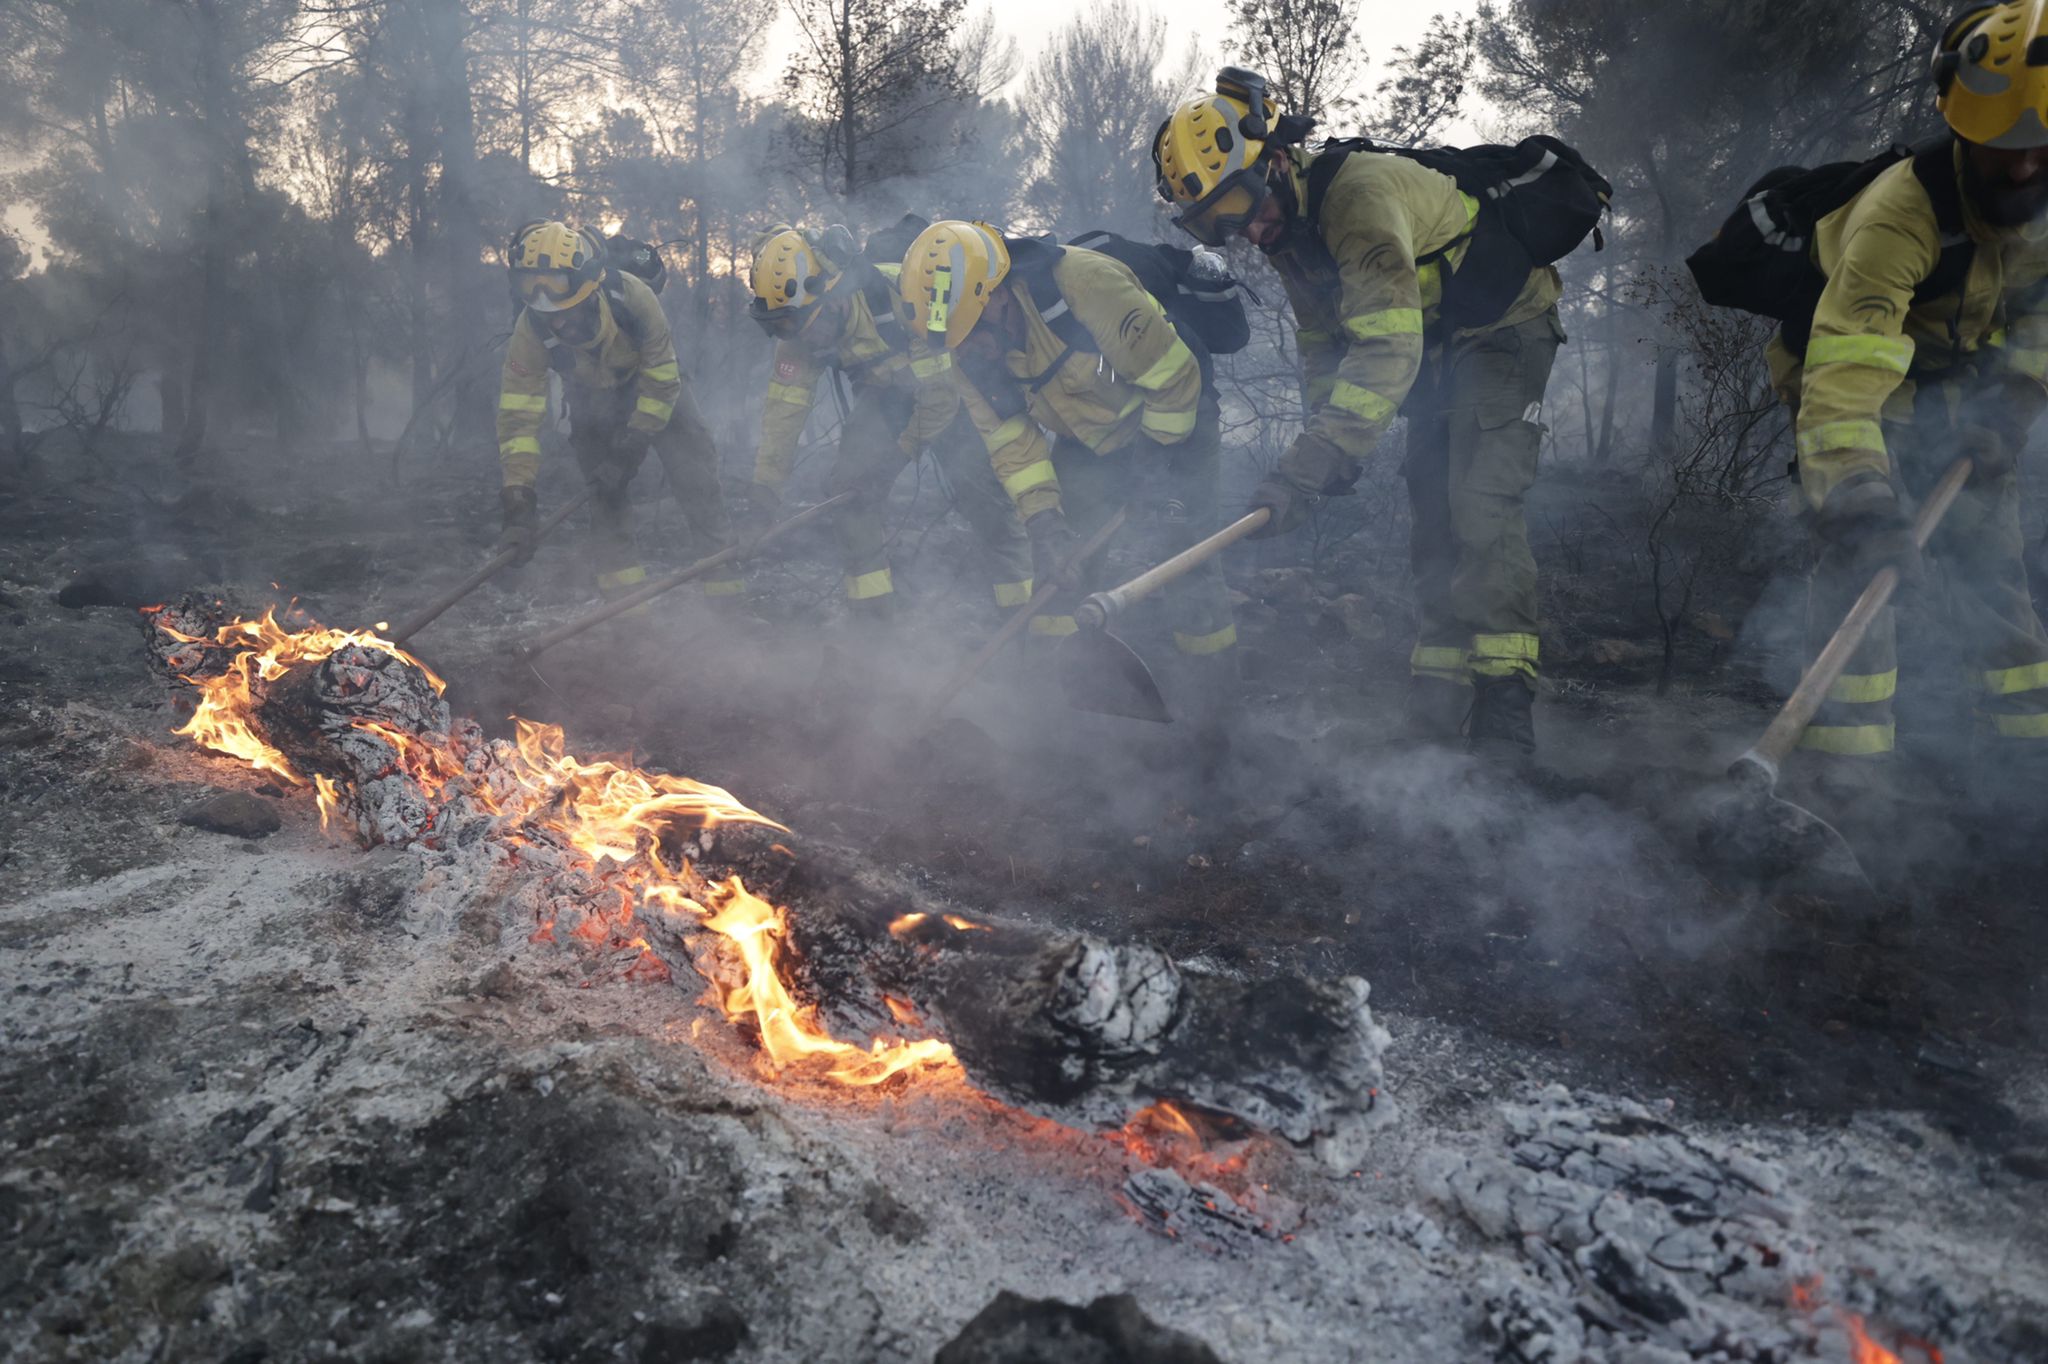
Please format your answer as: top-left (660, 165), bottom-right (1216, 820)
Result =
top-left (753, 263), bottom-right (958, 488)
top-left (950, 246), bottom-right (1203, 520)
top-left (1779, 143), bottom-right (2048, 511)
top-left (496, 271), bottom-right (682, 488)
top-left (1266, 149), bottom-right (1560, 492)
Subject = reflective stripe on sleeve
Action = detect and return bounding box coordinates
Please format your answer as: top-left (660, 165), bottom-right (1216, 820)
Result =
top-left (766, 381), bottom-right (812, 406)
top-left (1410, 645), bottom-right (1470, 681)
top-left (642, 362), bottom-right (680, 383)
top-left (993, 579), bottom-right (1034, 607)
top-left (1133, 337), bottom-right (1195, 390)
top-left (986, 414), bottom-right (1031, 452)
top-left (1343, 308), bottom-right (1425, 343)
top-left (1796, 418), bottom-right (1886, 458)
top-left (1827, 669), bottom-right (1898, 704)
top-left (598, 565), bottom-right (649, 592)
top-left (701, 578), bottom-right (745, 597)
top-left (844, 568), bottom-right (894, 600)
top-left (1174, 624), bottom-right (1237, 655)
top-left (1469, 631), bottom-right (1539, 679)
top-left (1985, 660), bottom-right (2048, 694)
top-left (1804, 334), bottom-right (1915, 375)
top-left (1001, 458), bottom-right (1058, 499)
top-left (1796, 722), bottom-right (1896, 755)
top-left (911, 353), bottom-right (952, 379)
top-left (1029, 614), bottom-right (1077, 636)
top-left (499, 391), bottom-right (548, 412)
top-left (635, 395), bottom-right (674, 422)
top-left (1329, 380), bottom-right (1397, 425)
top-left (500, 435), bottom-right (542, 457)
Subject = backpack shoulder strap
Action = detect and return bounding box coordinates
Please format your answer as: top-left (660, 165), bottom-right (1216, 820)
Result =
top-left (603, 270), bottom-right (646, 347)
top-left (1908, 137), bottom-right (1975, 304)
top-left (1304, 138), bottom-right (1372, 224)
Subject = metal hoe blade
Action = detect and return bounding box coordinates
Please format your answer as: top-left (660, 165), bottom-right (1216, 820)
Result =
top-left (1059, 629), bottom-right (1172, 723)
top-left (1696, 755), bottom-right (1873, 897)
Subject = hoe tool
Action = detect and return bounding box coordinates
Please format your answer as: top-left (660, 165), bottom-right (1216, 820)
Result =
top-left (925, 508), bottom-right (1130, 721)
top-left (390, 490), bottom-right (590, 647)
top-left (1060, 507), bottom-right (1271, 723)
top-left (1699, 457), bottom-right (1971, 892)
top-left (515, 491), bottom-right (855, 659)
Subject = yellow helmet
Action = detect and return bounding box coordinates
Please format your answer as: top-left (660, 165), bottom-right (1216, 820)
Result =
top-left (1934, 0), bottom-right (2048, 149)
top-left (898, 221), bottom-right (1010, 350)
top-left (1153, 68), bottom-right (1282, 245)
top-left (506, 220), bottom-right (605, 312)
top-left (748, 226), bottom-right (841, 337)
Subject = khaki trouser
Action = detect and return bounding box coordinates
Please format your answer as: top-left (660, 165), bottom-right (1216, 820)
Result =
top-left (569, 382), bottom-right (734, 598)
top-left (1402, 308), bottom-right (1564, 686)
top-left (1032, 387), bottom-right (1237, 658)
top-left (830, 387), bottom-right (1034, 607)
top-left (1800, 379), bottom-right (2048, 759)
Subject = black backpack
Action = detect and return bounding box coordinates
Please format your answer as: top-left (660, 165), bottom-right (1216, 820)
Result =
top-left (1306, 135), bottom-right (1611, 331)
top-left (862, 213), bottom-right (931, 267)
top-left (1067, 229), bottom-right (1253, 357)
top-left (1685, 139), bottom-right (1972, 355)
top-left (603, 234), bottom-right (667, 295)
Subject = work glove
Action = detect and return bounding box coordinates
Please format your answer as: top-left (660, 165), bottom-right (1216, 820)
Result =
top-left (1956, 424), bottom-right (2016, 485)
top-left (587, 447), bottom-right (637, 495)
top-left (1247, 477), bottom-right (1311, 538)
top-left (1958, 374), bottom-right (2043, 485)
top-left (1815, 471), bottom-right (1921, 585)
top-left (1249, 431), bottom-right (1353, 537)
top-left (738, 481), bottom-right (783, 539)
top-left (495, 485), bottom-right (539, 566)
top-left (1026, 509), bottom-right (1087, 593)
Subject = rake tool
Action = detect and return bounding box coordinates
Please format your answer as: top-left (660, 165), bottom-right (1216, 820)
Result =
top-left (1698, 457), bottom-right (1971, 892)
top-left (1059, 507), bottom-right (1271, 723)
top-left (389, 490), bottom-right (590, 647)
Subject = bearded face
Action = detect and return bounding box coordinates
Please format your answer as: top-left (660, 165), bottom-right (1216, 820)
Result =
top-left (1963, 141), bottom-right (2048, 228)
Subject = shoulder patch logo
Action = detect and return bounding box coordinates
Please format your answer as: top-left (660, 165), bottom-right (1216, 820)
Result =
top-left (1118, 309), bottom-right (1146, 343)
top-left (776, 358), bottom-right (801, 380)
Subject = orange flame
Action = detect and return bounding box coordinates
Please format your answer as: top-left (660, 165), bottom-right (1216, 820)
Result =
top-left (158, 608), bottom-right (445, 785)
top-left (314, 774), bottom-right (342, 833)
top-left (1791, 1277), bottom-right (1943, 1364)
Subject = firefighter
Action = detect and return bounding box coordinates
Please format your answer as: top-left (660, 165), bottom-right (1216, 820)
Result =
top-left (895, 220), bottom-right (1239, 727)
top-left (1753, 1), bottom-right (2048, 799)
top-left (1153, 80), bottom-right (1566, 760)
top-left (495, 220), bottom-right (737, 600)
top-left (746, 224), bottom-right (1033, 618)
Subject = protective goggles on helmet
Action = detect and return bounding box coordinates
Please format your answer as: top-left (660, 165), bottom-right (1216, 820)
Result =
top-left (747, 294), bottom-right (815, 339)
top-left (1172, 168), bottom-right (1270, 247)
top-left (512, 267), bottom-right (599, 313)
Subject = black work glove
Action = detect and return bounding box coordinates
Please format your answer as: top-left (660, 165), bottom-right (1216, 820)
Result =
top-left (1957, 421), bottom-right (2020, 484)
top-left (739, 481), bottom-right (783, 538)
top-left (1026, 509), bottom-right (1086, 593)
top-left (1815, 471), bottom-right (1921, 585)
top-left (1958, 375), bottom-right (2043, 484)
top-left (495, 485), bottom-right (539, 566)
top-left (1247, 477), bottom-right (1311, 538)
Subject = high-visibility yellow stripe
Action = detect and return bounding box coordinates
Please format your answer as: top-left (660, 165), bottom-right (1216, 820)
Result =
top-left (1997, 345), bottom-right (2048, 382)
top-left (875, 261), bottom-right (901, 281)
top-left (1329, 380), bottom-right (1397, 425)
top-left (911, 352), bottom-right (952, 379)
top-left (598, 565), bottom-right (649, 592)
top-left (766, 381), bottom-right (812, 406)
top-left (1991, 710), bottom-right (2048, 738)
top-left (1797, 722), bottom-right (1895, 755)
top-left (1418, 262), bottom-right (1443, 311)
top-left (636, 395), bottom-right (673, 422)
top-left (1030, 614), bottom-right (1077, 636)
top-left (1133, 337), bottom-right (1195, 390)
top-left (1796, 419), bottom-right (1886, 458)
top-left (701, 578), bottom-right (744, 597)
top-left (993, 579), bottom-right (1034, 607)
top-left (500, 435), bottom-right (542, 457)
top-left (1174, 624), bottom-right (1237, 655)
top-left (499, 391), bottom-right (548, 412)
top-left (1826, 669), bottom-right (1897, 704)
top-left (1141, 406), bottom-right (1198, 439)
top-left (642, 362), bottom-right (679, 383)
top-left (844, 568), bottom-right (894, 600)
top-left (1470, 632), bottom-right (1539, 679)
top-left (986, 415), bottom-right (1031, 452)
top-left (1001, 458), bottom-right (1057, 499)
top-left (1984, 660), bottom-right (2048, 695)
top-left (1410, 645), bottom-right (1469, 679)
top-left (1804, 334), bottom-right (1914, 375)
top-left (1296, 328), bottom-right (1334, 346)
top-left (1343, 308), bottom-right (1425, 343)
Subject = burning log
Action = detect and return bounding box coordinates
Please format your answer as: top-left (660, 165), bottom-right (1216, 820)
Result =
top-left (142, 601), bottom-right (1393, 1174)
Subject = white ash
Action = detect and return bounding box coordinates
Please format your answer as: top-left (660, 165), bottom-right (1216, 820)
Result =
top-left (1046, 938), bottom-right (1182, 1056)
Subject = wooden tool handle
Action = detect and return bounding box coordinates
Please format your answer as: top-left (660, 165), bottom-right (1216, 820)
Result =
top-left (1734, 458), bottom-right (1971, 785)
top-left (1074, 508), bottom-right (1270, 631)
top-left (390, 490), bottom-right (591, 646)
top-left (518, 491), bottom-right (854, 659)
top-left (927, 507), bottom-right (1130, 716)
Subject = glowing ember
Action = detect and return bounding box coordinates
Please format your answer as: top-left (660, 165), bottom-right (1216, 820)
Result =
top-left (1791, 1277), bottom-right (1944, 1364)
top-left (889, 912), bottom-right (928, 936)
top-left (1112, 1101), bottom-right (1254, 1192)
top-left (942, 914), bottom-right (991, 933)
top-left (160, 607), bottom-right (445, 785)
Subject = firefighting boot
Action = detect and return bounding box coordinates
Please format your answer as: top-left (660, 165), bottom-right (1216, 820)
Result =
top-left (1402, 675), bottom-right (1473, 745)
top-left (1466, 676), bottom-right (1536, 763)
